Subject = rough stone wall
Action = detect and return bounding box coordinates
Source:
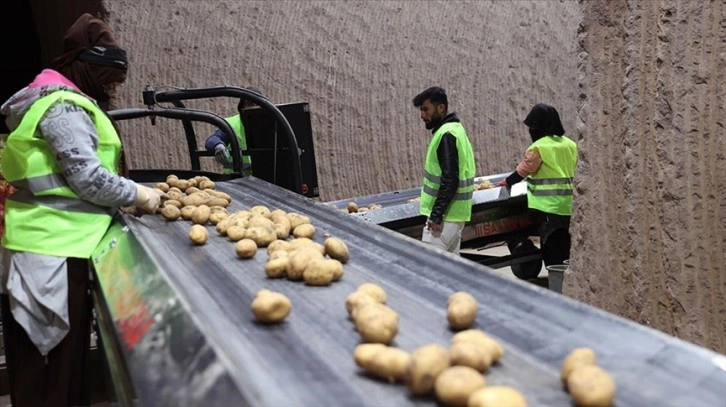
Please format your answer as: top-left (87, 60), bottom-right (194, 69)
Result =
top-left (568, 0), bottom-right (726, 353)
top-left (99, 0), bottom-right (581, 201)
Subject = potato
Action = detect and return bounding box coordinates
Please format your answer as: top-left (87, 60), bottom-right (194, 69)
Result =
top-left (207, 197), bottom-right (229, 208)
top-left (286, 212), bottom-right (311, 229)
top-left (467, 386), bottom-right (528, 407)
top-left (447, 292), bottom-right (478, 330)
top-left (357, 282), bottom-right (387, 304)
top-left (406, 344), bottom-right (450, 396)
top-left (181, 205), bottom-right (196, 220)
top-left (181, 192), bottom-right (210, 207)
top-left (354, 344), bottom-right (411, 383)
top-left (561, 347), bottom-right (597, 385)
top-left (302, 258), bottom-right (336, 286)
top-left (451, 330), bottom-right (504, 363)
top-left (155, 182), bottom-right (170, 192)
top-left (251, 290), bottom-right (291, 324)
top-left (163, 199), bottom-right (183, 209)
top-left (207, 189), bottom-right (232, 202)
top-left (245, 226), bottom-right (277, 247)
top-left (267, 239), bottom-right (291, 254)
top-left (175, 179), bottom-right (191, 191)
top-left (434, 366), bottom-right (486, 407)
top-left (324, 237), bottom-right (350, 264)
top-left (269, 250), bottom-right (289, 261)
top-left (248, 215), bottom-right (275, 229)
top-left (168, 186), bottom-right (182, 194)
top-left (449, 341), bottom-right (493, 372)
top-left (209, 205), bottom-right (227, 213)
top-left (160, 205), bottom-right (181, 221)
top-left (185, 186), bottom-right (201, 195)
top-left (345, 291), bottom-right (377, 316)
top-left (166, 174), bottom-right (179, 186)
top-left (328, 258), bottom-right (344, 281)
top-left (293, 223), bottom-right (316, 239)
top-left (347, 202), bottom-right (359, 213)
top-left (235, 239), bottom-right (257, 259)
top-left (189, 224), bottom-right (208, 245)
top-left (269, 209), bottom-right (287, 220)
top-left (357, 207), bottom-right (369, 214)
top-left (167, 190), bottom-right (184, 202)
top-left (249, 205), bottom-right (271, 218)
top-left (566, 365), bottom-right (616, 407)
top-left (209, 211), bottom-right (228, 225)
top-left (287, 238), bottom-right (325, 255)
top-left (199, 180), bottom-right (216, 190)
top-left (191, 205), bottom-right (211, 225)
top-left (265, 257), bottom-right (289, 279)
top-left (367, 203), bottom-right (382, 210)
top-left (354, 303), bottom-right (399, 344)
top-left (286, 247), bottom-right (324, 281)
top-left (216, 216), bottom-right (233, 235)
top-left (226, 225), bottom-right (247, 241)
top-left (273, 223), bottom-right (291, 239)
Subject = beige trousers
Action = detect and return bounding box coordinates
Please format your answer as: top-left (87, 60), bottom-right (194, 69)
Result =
top-left (421, 221), bottom-right (465, 254)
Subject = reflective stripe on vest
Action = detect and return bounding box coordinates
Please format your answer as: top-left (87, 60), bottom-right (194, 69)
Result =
top-left (419, 121), bottom-right (476, 222)
top-left (525, 135), bottom-right (577, 216)
top-left (0, 90), bottom-right (121, 257)
top-left (223, 114), bottom-right (252, 175)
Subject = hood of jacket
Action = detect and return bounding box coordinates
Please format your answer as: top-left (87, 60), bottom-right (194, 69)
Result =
top-left (2, 69), bottom-right (84, 132)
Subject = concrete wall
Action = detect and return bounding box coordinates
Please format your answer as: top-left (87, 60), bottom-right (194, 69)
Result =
top-left (567, 0), bottom-right (726, 353)
top-left (98, 0), bottom-right (581, 201)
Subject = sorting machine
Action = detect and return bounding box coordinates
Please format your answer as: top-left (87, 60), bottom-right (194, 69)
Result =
top-left (88, 91), bottom-right (726, 406)
top-left (327, 178), bottom-right (545, 280)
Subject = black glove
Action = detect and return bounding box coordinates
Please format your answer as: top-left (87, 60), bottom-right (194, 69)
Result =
top-left (214, 144), bottom-right (232, 166)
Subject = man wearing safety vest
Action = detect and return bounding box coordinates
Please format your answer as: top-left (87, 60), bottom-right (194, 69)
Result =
top-left (413, 86), bottom-right (476, 254)
top-left (0, 14), bottom-right (164, 406)
top-left (497, 103), bottom-right (577, 267)
top-left (204, 87), bottom-right (264, 176)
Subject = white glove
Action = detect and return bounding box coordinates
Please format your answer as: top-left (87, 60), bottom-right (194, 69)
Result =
top-left (134, 184), bottom-right (166, 214)
top-left (214, 144), bottom-right (232, 167)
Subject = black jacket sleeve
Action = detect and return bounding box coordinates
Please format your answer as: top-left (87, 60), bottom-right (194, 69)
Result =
top-left (505, 171), bottom-right (524, 186)
top-left (430, 133), bottom-right (459, 224)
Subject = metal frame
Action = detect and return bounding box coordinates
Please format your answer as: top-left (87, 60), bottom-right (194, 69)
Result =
top-left (139, 86), bottom-right (304, 194)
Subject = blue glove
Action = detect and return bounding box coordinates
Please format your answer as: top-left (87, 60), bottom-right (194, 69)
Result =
top-left (214, 144), bottom-right (232, 166)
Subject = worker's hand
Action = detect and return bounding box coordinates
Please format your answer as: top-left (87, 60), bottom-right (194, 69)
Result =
top-left (134, 184), bottom-right (166, 214)
top-left (496, 178), bottom-right (508, 187)
top-left (214, 144), bottom-right (232, 167)
top-left (427, 218), bottom-right (442, 232)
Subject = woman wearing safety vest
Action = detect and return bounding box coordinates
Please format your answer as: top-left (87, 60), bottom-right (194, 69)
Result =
top-left (497, 103), bottom-right (577, 267)
top-left (204, 87), bottom-right (264, 176)
top-left (413, 86), bottom-right (476, 254)
top-left (0, 14), bottom-right (164, 406)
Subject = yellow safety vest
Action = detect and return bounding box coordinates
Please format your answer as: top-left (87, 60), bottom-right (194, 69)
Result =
top-left (419, 122), bottom-right (476, 222)
top-left (1, 90), bottom-right (121, 257)
top-left (526, 135), bottom-right (577, 215)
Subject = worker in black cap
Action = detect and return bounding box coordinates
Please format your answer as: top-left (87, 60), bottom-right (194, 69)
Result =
top-left (498, 103), bottom-right (578, 266)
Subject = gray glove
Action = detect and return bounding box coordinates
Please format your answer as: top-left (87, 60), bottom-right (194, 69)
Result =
top-left (214, 144), bottom-right (232, 166)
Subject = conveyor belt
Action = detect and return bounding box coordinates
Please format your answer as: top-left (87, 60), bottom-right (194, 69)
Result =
top-left (92, 177), bottom-right (726, 407)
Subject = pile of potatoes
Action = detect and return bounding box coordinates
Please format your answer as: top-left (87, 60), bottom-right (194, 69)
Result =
top-left (344, 201), bottom-right (383, 214)
top-left (560, 347), bottom-right (616, 407)
top-left (474, 179), bottom-right (495, 190)
top-left (153, 174), bottom-right (233, 245)
top-left (352, 328), bottom-right (521, 407)
top-left (348, 287), bottom-right (527, 407)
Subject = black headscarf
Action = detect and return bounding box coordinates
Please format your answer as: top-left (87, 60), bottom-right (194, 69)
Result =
top-left (51, 13), bottom-right (128, 105)
top-left (523, 103), bottom-right (565, 142)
